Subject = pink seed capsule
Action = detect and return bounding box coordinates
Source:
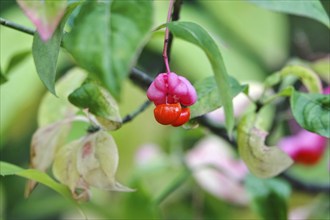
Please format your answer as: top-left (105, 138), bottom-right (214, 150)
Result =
top-left (147, 72), bottom-right (197, 106)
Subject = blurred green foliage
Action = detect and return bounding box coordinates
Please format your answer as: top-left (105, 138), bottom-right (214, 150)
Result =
top-left (1, 1), bottom-right (329, 220)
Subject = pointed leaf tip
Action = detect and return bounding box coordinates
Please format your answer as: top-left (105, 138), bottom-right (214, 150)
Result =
top-left (249, 0), bottom-right (330, 29)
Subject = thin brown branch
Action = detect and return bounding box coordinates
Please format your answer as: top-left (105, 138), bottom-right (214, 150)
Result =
top-left (122, 100), bottom-right (151, 124)
top-left (0, 17), bottom-right (34, 36)
top-left (280, 172), bottom-right (330, 193)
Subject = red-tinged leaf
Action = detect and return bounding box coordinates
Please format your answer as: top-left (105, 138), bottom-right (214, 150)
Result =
top-left (17, 0), bottom-right (67, 41)
top-left (76, 131), bottom-right (134, 192)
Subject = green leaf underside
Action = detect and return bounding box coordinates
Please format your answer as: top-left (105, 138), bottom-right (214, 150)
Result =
top-left (68, 81), bottom-right (122, 130)
top-left (190, 76), bottom-right (246, 118)
top-left (38, 68), bottom-right (87, 126)
top-left (166, 21), bottom-right (235, 134)
top-left (0, 161), bottom-right (71, 200)
top-left (32, 29), bottom-right (62, 95)
top-left (245, 175), bottom-right (290, 220)
top-left (290, 90), bottom-right (330, 138)
top-left (32, 3), bottom-right (80, 95)
top-left (249, 0), bottom-right (330, 28)
top-left (237, 111), bottom-right (293, 178)
top-left (63, 1), bottom-right (153, 100)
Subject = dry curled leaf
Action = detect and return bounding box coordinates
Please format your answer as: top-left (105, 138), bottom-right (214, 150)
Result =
top-left (237, 111), bottom-right (293, 178)
top-left (52, 130), bottom-right (133, 201)
top-left (25, 120), bottom-right (72, 196)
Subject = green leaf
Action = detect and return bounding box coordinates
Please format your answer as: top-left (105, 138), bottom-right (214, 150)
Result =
top-left (280, 65), bottom-right (322, 93)
top-left (310, 57), bottom-right (330, 83)
top-left (264, 72), bottom-right (281, 88)
top-left (5, 50), bottom-right (31, 74)
top-left (166, 21), bottom-right (234, 135)
top-left (290, 90), bottom-right (330, 138)
top-left (249, 0), bottom-right (330, 28)
top-left (63, 1), bottom-right (153, 100)
top-left (0, 161), bottom-right (71, 200)
top-left (0, 161), bottom-right (87, 218)
top-left (262, 87), bottom-right (293, 105)
top-left (264, 65), bottom-right (322, 94)
top-left (245, 175), bottom-right (291, 220)
top-left (190, 76), bottom-right (246, 118)
top-left (32, 3), bottom-right (80, 95)
top-left (68, 81), bottom-right (122, 130)
top-left (237, 110), bottom-right (293, 178)
top-left (38, 68), bottom-right (87, 126)
top-left (0, 68), bottom-right (7, 85)
top-left (0, 50), bottom-right (31, 86)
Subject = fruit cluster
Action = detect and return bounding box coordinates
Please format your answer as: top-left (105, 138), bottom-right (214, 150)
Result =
top-left (147, 72), bottom-right (197, 126)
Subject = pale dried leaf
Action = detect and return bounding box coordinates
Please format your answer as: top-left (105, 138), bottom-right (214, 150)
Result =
top-left (52, 139), bottom-right (83, 193)
top-left (238, 112), bottom-right (293, 178)
top-left (26, 120), bottom-right (72, 195)
top-left (76, 131), bottom-right (133, 191)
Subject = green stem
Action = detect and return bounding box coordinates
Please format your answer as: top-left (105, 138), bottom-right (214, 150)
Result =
top-left (153, 168), bottom-right (191, 205)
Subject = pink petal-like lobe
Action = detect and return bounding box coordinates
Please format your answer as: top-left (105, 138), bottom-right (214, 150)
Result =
top-left (17, 0), bottom-right (67, 41)
top-left (147, 72), bottom-right (197, 106)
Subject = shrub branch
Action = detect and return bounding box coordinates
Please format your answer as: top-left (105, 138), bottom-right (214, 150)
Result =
top-left (1, 16), bottom-right (329, 194)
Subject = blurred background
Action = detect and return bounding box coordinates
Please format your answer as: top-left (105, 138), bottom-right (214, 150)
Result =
top-left (1, 0), bottom-right (329, 219)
